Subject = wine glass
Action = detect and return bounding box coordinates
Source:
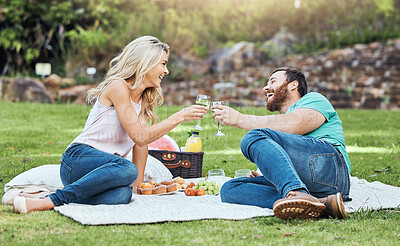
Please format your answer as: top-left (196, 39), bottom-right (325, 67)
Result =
top-left (207, 169), bottom-right (225, 186)
top-left (234, 169), bottom-right (251, 178)
top-left (192, 94), bottom-right (211, 130)
top-left (212, 101), bottom-right (225, 136)
top-left (207, 169), bottom-right (225, 178)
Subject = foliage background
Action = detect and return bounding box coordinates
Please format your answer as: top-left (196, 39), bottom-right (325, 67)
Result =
top-left (1, 0), bottom-right (399, 77)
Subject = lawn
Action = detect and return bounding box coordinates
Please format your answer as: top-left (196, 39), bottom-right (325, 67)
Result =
top-left (0, 100), bottom-right (399, 245)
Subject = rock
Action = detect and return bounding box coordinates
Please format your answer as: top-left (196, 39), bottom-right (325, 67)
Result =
top-left (351, 60), bottom-right (359, 67)
top-left (213, 82), bottom-right (236, 98)
top-left (0, 78), bottom-right (10, 98)
top-left (261, 27), bottom-right (299, 58)
top-left (60, 78), bottom-right (75, 87)
top-left (208, 42), bottom-right (265, 74)
top-left (354, 44), bottom-right (367, 50)
top-left (3, 78), bottom-right (52, 103)
top-left (58, 85), bottom-right (93, 104)
top-left (169, 55), bottom-right (210, 80)
top-left (43, 74), bottom-right (62, 89)
top-left (330, 48), bottom-right (355, 59)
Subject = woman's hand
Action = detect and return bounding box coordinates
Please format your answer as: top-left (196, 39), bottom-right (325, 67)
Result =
top-left (211, 105), bottom-right (241, 127)
top-left (177, 105), bottom-right (208, 122)
top-left (131, 185), bottom-right (138, 194)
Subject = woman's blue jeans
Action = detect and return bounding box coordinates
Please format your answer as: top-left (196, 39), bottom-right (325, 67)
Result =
top-left (220, 128), bottom-right (350, 209)
top-left (48, 143), bottom-right (138, 206)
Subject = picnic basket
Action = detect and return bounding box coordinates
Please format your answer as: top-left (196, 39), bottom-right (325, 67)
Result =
top-left (148, 150), bottom-right (204, 178)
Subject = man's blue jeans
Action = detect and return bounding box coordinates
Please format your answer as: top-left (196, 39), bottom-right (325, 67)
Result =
top-left (48, 143), bottom-right (138, 206)
top-left (220, 128), bottom-right (350, 209)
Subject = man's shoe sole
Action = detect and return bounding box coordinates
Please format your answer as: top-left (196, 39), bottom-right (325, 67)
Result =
top-left (273, 199), bottom-right (325, 220)
top-left (336, 193), bottom-right (346, 219)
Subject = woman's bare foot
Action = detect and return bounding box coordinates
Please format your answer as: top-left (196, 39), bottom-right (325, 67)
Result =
top-left (19, 191), bottom-right (51, 199)
top-left (14, 196), bottom-right (55, 214)
top-left (23, 197), bottom-right (55, 213)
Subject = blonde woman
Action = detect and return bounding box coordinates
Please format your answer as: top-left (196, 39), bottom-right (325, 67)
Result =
top-left (12, 36), bottom-right (208, 213)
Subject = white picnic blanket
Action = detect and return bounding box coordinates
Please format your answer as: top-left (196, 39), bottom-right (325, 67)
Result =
top-left (54, 176), bottom-right (400, 225)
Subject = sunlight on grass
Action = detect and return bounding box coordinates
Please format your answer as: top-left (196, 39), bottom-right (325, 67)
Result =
top-left (63, 129), bottom-right (84, 133)
top-left (207, 149), bottom-right (242, 155)
top-left (347, 146), bottom-right (394, 153)
top-left (19, 154), bottom-right (64, 157)
top-left (169, 125), bottom-right (193, 133)
top-left (346, 131), bottom-right (398, 137)
top-left (208, 146), bottom-right (397, 156)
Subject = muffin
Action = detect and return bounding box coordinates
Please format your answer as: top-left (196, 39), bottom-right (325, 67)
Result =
top-left (167, 183), bottom-right (178, 193)
top-left (153, 185), bottom-right (167, 194)
top-left (140, 188), bottom-right (153, 195)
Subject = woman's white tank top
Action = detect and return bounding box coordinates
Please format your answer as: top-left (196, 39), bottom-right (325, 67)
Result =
top-left (69, 83), bottom-right (141, 158)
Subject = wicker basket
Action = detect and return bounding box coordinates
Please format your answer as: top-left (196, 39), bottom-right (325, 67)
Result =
top-left (148, 150), bottom-right (204, 178)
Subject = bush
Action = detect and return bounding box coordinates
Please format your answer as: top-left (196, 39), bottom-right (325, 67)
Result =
top-left (1, 0), bottom-right (399, 76)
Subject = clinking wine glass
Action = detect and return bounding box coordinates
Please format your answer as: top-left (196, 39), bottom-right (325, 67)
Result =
top-left (212, 101), bottom-right (226, 136)
top-left (193, 94), bottom-right (211, 130)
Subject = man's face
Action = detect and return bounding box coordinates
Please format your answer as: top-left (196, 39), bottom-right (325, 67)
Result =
top-left (263, 71), bottom-right (290, 112)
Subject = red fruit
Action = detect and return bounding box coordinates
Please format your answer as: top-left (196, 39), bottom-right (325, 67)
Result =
top-left (195, 188), bottom-right (205, 196)
top-left (185, 188), bottom-right (196, 196)
top-left (189, 182), bottom-right (195, 188)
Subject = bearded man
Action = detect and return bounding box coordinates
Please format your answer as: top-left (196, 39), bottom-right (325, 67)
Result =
top-left (211, 67), bottom-right (351, 220)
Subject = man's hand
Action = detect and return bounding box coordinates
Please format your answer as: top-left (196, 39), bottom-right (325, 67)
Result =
top-left (248, 170), bottom-right (261, 177)
top-left (211, 105), bottom-right (241, 127)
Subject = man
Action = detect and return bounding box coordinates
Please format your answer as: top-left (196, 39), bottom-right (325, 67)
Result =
top-left (211, 67), bottom-right (350, 220)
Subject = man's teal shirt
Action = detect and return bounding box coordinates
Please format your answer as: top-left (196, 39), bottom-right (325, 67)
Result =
top-left (287, 92), bottom-right (351, 172)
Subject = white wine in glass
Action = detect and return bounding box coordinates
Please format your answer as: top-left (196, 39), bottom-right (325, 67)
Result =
top-left (193, 94), bottom-right (211, 130)
top-left (212, 101), bottom-right (225, 136)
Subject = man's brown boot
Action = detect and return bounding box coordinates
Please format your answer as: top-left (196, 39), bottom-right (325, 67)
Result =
top-left (273, 191), bottom-right (325, 220)
top-left (318, 193), bottom-right (346, 219)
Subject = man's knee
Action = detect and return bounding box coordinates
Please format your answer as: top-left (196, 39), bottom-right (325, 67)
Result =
top-left (220, 179), bottom-right (236, 203)
top-left (241, 129), bottom-right (261, 151)
top-left (240, 129), bottom-right (275, 156)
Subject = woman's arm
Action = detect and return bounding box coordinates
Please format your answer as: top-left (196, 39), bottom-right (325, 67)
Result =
top-left (131, 144), bottom-right (148, 189)
top-left (106, 80), bottom-right (208, 146)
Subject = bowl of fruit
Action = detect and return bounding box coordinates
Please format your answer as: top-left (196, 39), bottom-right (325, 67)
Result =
top-left (184, 179), bottom-right (221, 196)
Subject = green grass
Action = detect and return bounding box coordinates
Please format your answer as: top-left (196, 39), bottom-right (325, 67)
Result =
top-left (1, 100), bottom-right (400, 245)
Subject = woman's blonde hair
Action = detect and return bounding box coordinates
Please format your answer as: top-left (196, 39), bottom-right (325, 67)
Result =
top-left (87, 36), bottom-right (170, 124)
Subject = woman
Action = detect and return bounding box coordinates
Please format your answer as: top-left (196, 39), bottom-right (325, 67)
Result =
top-left (13, 36), bottom-right (208, 213)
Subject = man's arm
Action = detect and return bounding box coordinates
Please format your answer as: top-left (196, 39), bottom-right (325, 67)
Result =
top-left (212, 105), bottom-right (325, 135)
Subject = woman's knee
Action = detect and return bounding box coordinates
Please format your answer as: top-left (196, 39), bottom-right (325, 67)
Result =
top-left (117, 158), bottom-right (138, 184)
top-left (116, 186), bottom-right (133, 204)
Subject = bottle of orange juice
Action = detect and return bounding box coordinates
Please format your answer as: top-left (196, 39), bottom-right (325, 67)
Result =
top-left (185, 131), bottom-right (202, 152)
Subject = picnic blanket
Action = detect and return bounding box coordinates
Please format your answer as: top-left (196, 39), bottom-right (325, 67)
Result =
top-left (54, 176), bottom-right (400, 225)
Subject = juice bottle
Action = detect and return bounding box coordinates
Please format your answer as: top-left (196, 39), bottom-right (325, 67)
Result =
top-left (185, 131), bottom-right (202, 152)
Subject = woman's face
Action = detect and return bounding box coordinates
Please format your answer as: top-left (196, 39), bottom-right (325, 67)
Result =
top-left (143, 51), bottom-right (169, 88)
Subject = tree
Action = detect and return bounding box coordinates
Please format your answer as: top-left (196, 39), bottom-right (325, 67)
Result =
top-left (0, 0), bottom-right (131, 76)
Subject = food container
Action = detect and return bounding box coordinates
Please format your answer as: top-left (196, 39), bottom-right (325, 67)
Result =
top-left (137, 182), bottom-right (178, 195)
top-left (149, 150), bottom-right (204, 178)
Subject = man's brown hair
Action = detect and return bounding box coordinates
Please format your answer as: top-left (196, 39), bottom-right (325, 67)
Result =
top-left (271, 67), bottom-right (307, 97)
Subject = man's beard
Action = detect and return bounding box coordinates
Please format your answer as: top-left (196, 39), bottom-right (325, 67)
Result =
top-left (266, 84), bottom-right (289, 112)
